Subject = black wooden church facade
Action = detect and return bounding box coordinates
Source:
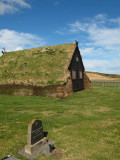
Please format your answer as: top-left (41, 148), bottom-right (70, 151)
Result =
top-left (68, 44), bottom-right (85, 92)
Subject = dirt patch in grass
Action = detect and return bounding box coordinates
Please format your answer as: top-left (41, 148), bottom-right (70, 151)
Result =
top-left (11, 110), bottom-right (39, 114)
top-left (79, 110), bottom-right (93, 116)
top-left (12, 110), bottom-right (56, 116)
top-left (52, 149), bottom-right (63, 159)
top-left (68, 110), bottom-right (93, 116)
top-left (52, 126), bottom-right (67, 133)
top-left (94, 107), bottom-right (111, 112)
top-left (99, 120), bottom-right (114, 128)
top-left (42, 111), bottom-right (55, 116)
top-left (16, 121), bottom-right (24, 124)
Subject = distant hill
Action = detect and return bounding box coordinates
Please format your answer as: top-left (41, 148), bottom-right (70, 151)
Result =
top-left (86, 71), bottom-right (120, 81)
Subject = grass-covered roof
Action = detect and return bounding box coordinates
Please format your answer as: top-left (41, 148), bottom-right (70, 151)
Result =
top-left (0, 43), bottom-right (76, 86)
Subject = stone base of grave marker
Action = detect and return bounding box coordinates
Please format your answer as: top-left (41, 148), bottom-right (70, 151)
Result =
top-left (25, 137), bottom-right (48, 154)
top-left (19, 140), bottom-right (55, 159)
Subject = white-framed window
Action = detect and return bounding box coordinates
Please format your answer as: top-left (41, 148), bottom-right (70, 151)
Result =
top-left (76, 56), bottom-right (79, 62)
top-left (79, 71), bottom-right (82, 79)
top-left (72, 70), bottom-right (76, 80)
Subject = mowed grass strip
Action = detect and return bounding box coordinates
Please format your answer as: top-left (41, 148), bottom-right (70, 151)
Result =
top-left (0, 88), bottom-right (120, 160)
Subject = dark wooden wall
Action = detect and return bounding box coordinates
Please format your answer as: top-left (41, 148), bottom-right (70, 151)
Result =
top-left (68, 46), bottom-right (85, 92)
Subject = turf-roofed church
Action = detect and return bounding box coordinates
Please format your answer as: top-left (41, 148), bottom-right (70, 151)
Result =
top-left (0, 42), bottom-right (91, 98)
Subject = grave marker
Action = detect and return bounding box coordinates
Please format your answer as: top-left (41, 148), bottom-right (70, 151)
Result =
top-left (19, 119), bottom-right (55, 159)
top-left (25, 119), bottom-right (47, 154)
top-left (29, 119), bottom-right (44, 145)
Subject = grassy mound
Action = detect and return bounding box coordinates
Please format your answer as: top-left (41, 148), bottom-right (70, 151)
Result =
top-left (0, 43), bottom-right (75, 86)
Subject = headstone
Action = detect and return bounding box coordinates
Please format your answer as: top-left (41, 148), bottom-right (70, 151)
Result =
top-left (19, 119), bottom-right (55, 159)
top-left (29, 119), bottom-right (44, 145)
top-left (25, 119), bottom-right (47, 154)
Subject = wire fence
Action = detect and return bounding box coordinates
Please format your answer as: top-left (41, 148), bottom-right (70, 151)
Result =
top-left (91, 81), bottom-right (120, 88)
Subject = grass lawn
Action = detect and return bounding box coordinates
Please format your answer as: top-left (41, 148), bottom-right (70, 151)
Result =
top-left (0, 87), bottom-right (120, 160)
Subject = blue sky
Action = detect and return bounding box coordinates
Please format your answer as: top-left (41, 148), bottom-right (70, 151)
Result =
top-left (0, 0), bottom-right (120, 74)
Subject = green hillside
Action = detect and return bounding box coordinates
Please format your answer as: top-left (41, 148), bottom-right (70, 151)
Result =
top-left (0, 43), bottom-right (75, 86)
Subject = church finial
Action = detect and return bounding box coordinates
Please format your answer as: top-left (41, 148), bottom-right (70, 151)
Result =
top-left (75, 40), bottom-right (79, 46)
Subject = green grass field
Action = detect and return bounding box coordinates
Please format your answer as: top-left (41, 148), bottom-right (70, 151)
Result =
top-left (0, 88), bottom-right (120, 160)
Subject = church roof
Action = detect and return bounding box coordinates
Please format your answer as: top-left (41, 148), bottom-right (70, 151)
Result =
top-left (0, 43), bottom-right (76, 86)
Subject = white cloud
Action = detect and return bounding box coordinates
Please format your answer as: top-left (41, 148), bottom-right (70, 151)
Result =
top-left (81, 48), bottom-right (95, 55)
top-left (5, 0), bottom-right (31, 8)
top-left (15, 47), bottom-right (23, 51)
top-left (94, 14), bottom-right (106, 20)
top-left (0, 29), bottom-right (46, 55)
top-left (65, 14), bottom-right (120, 74)
top-left (56, 30), bottom-right (64, 35)
top-left (88, 27), bottom-right (120, 51)
top-left (84, 59), bottom-right (109, 71)
top-left (56, 14), bottom-right (120, 54)
top-left (69, 15), bottom-right (120, 52)
top-left (83, 59), bottom-right (120, 74)
top-left (69, 21), bottom-right (87, 32)
top-left (0, 0), bottom-right (31, 15)
top-left (109, 17), bottom-right (120, 24)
